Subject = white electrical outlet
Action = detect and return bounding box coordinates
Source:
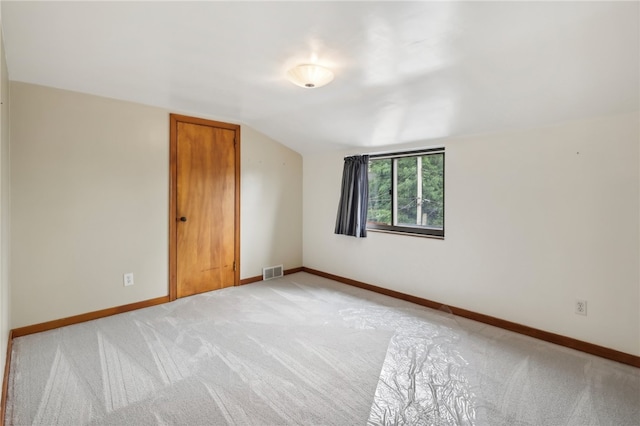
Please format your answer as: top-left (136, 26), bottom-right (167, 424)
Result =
top-left (575, 299), bottom-right (587, 316)
top-left (124, 273), bottom-right (134, 287)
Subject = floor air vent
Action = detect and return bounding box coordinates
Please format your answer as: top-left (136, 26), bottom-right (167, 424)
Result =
top-left (263, 265), bottom-right (284, 281)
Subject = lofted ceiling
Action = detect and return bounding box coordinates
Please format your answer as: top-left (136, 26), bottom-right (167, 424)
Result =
top-left (2, 1), bottom-right (639, 155)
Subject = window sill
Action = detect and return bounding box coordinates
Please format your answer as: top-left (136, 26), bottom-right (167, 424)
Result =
top-left (367, 228), bottom-right (445, 240)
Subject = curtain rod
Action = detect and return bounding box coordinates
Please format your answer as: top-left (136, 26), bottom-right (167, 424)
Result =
top-left (344, 146), bottom-right (444, 160)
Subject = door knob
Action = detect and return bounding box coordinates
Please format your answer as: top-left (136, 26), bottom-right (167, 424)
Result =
top-left (179, 217), bottom-right (187, 222)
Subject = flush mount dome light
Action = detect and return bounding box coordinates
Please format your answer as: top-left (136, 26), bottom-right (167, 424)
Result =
top-left (286, 64), bottom-right (334, 88)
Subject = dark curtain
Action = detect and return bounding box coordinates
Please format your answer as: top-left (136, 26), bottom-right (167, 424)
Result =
top-left (335, 155), bottom-right (369, 237)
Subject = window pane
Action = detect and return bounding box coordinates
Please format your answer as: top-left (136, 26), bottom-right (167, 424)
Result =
top-left (367, 159), bottom-right (391, 225)
top-left (420, 153), bottom-right (444, 229)
top-left (394, 154), bottom-right (444, 230)
top-left (396, 157), bottom-right (418, 226)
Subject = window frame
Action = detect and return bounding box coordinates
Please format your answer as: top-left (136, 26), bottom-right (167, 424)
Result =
top-left (367, 147), bottom-right (445, 239)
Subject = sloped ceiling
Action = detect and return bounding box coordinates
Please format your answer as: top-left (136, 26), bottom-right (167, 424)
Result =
top-left (3, 1), bottom-right (639, 154)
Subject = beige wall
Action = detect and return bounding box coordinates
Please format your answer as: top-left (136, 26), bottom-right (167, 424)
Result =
top-left (9, 81), bottom-right (636, 357)
top-left (303, 112), bottom-right (640, 356)
top-left (240, 126), bottom-right (302, 278)
top-left (0, 23), bottom-right (11, 372)
top-left (11, 83), bottom-right (169, 328)
top-left (10, 82), bottom-right (303, 328)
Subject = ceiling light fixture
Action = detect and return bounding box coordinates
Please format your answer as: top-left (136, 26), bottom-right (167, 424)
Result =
top-left (286, 64), bottom-right (334, 89)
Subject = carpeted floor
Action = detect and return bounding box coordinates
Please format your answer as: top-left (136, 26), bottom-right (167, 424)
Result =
top-left (5, 272), bottom-right (640, 425)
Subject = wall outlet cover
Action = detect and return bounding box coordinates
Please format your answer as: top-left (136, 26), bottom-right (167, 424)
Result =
top-left (575, 299), bottom-right (587, 316)
top-left (124, 273), bottom-right (134, 287)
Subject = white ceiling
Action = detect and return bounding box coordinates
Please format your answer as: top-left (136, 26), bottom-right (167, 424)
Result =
top-left (2, 1), bottom-right (639, 154)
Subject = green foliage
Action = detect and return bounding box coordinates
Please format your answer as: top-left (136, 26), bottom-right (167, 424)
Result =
top-left (367, 159), bottom-right (392, 224)
top-left (421, 154), bottom-right (444, 227)
top-left (396, 157), bottom-right (417, 224)
top-left (367, 153), bottom-right (443, 229)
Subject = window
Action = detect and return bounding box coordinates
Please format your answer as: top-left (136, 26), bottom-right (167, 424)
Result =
top-left (367, 148), bottom-right (444, 238)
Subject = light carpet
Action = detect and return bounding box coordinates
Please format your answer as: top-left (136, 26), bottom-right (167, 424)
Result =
top-left (5, 272), bottom-right (640, 425)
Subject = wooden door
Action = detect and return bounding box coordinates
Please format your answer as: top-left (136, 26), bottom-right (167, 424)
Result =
top-left (170, 114), bottom-right (240, 299)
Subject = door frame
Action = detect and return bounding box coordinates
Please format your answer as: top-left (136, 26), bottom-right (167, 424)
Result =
top-left (169, 113), bottom-right (241, 301)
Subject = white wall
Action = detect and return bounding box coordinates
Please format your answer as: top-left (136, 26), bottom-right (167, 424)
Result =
top-left (303, 112), bottom-right (640, 356)
top-left (240, 126), bottom-right (302, 278)
top-left (0, 20), bottom-right (11, 372)
top-left (10, 82), bottom-right (302, 328)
